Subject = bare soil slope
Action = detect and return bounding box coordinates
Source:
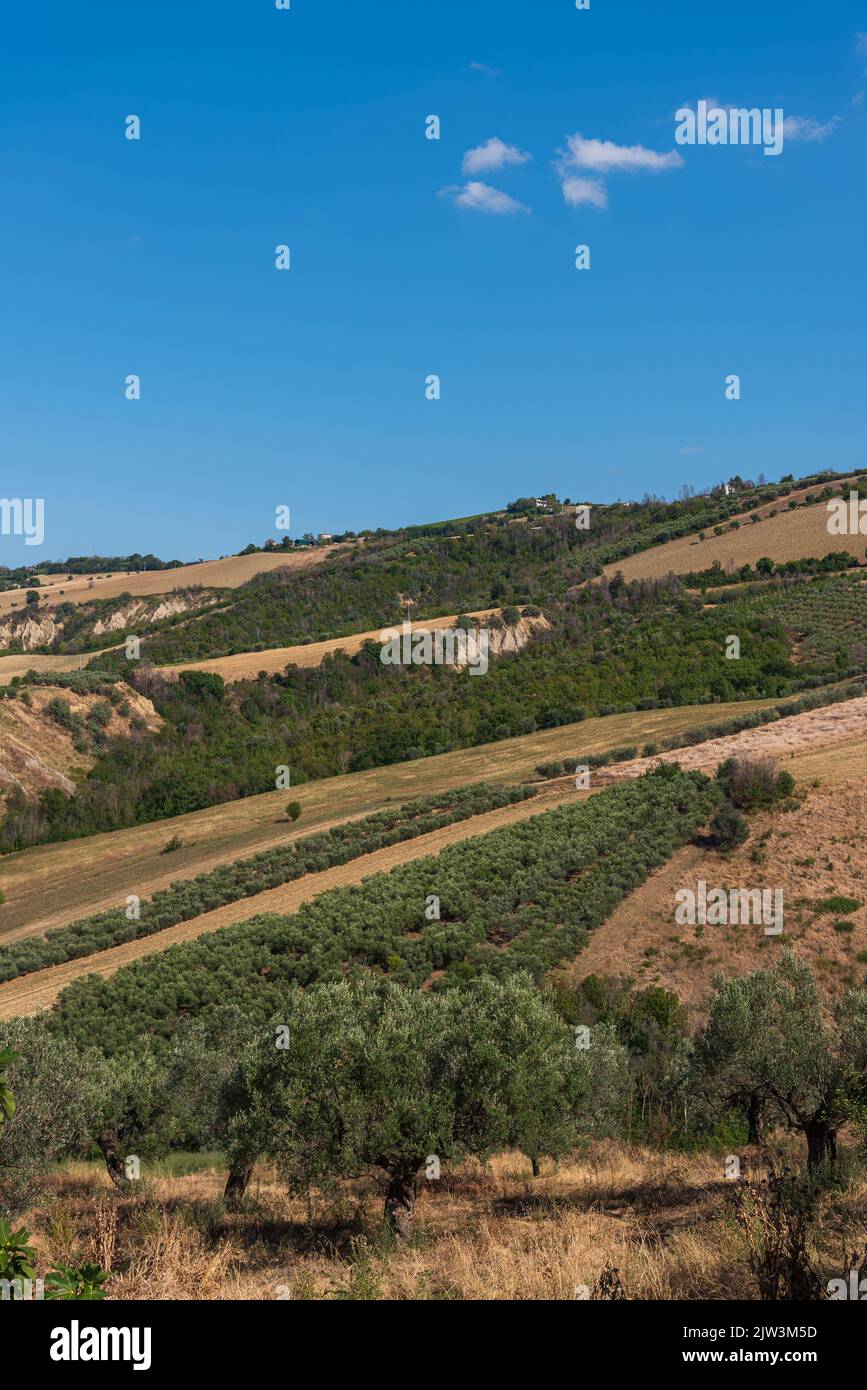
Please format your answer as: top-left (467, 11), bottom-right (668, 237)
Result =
top-left (0, 683), bottom-right (160, 804)
top-left (566, 780), bottom-right (867, 1017)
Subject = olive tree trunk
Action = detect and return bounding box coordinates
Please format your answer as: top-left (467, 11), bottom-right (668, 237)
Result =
top-left (805, 1121), bottom-right (837, 1174)
top-left (384, 1164), bottom-right (420, 1240)
top-left (224, 1164), bottom-right (252, 1205)
top-left (96, 1132), bottom-right (131, 1190)
top-left (746, 1093), bottom-right (764, 1146)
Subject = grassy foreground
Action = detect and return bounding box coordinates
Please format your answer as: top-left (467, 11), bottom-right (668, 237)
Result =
top-left (22, 1140), bottom-right (867, 1301)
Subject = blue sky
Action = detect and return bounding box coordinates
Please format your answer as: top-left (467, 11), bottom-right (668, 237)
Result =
top-left (1, 0), bottom-right (865, 563)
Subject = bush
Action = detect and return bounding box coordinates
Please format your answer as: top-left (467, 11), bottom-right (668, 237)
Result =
top-left (715, 756), bottom-right (795, 811)
top-left (86, 700), bottom-right (112, 730)
top-left (709, 802), bottom-right (749, 850)
top-left (285, 801), bottom-right (302, 822)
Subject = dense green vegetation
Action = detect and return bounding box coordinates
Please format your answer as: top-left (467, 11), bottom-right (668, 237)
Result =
top-left (222, 973), bottom-right (627, 1235)
top-left (3, 471), bottom-right (865, 854)
top-left (3, 564), bottom-right (865, 851)
top-left (47, 767), bottom-right (721, 1052)
top-left (4, 950), bottom-right (865, 1235)
top-left (0, 782), bottom-right (536, 983)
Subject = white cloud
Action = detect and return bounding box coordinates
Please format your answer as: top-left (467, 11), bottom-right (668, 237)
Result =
top-left (555, 130), bottom-right (681, 211)
top-left (561, 131), bottom-right (683, 174)
top-left (469, 61), bottom-right (502, 76)
top-left (461, 138), bottom-right (531, 175)
top-left (783, 114), bottom-right (840, 142)
top-left (679, 445), bottom-right (705, 456)
top-left (560, 176), bottom-right (608, 209)
top-left (856, 33), bottom-right (867, 55)
top-left (853, 91), bottom-right (865, 107)
top-left (440, 181), bottom-right (530, 214)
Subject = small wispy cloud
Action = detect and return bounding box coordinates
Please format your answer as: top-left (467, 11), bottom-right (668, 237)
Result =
top-left (679, 445), bottom-right (705, 457)
top-left (469, 60), bottom-right (502, 76)
top-left (560, 132), bottom-right (683, 174)
top-left (555, 130), bottom-right (682, 210)
top-left (856, 33), bottom-right (867, 55)
top-left (461, 138), bottom-right (531, 175)
top-left (439, 181), bottom-right (530, 215)
top-left (561, 176), bottom-right (608, 209)
top-left (853, 91), bottom-right (865, 108)
top-left (783, 114), bottom-right (840, 142)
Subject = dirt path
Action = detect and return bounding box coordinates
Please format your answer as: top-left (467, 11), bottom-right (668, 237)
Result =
top-left (0, 789), bottom-right (574, 1018)
top-left (2, 694), bottom-right (865, 1020)
top-left (0, 696), bottom-right (780, 938)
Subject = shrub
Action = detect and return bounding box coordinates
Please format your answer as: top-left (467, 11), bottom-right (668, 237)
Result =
top-left (44, 1263), bottom-right (110, 1300)
top-left (815, 896), bottom-right (861, 916)
top-left (716, 756), bottom-right (795, 811)
top-left (709, 802), bottom-right (749, 850)
top-left (285, 801), bottom-right (302, 822)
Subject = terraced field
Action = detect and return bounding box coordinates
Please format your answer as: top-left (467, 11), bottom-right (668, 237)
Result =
top-left (0, 696), bottom-right (782, 941)
top-left (2, 697), bottom-right (864, 1022)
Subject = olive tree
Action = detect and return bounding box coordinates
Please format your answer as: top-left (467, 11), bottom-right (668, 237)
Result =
top-left (692, 953), bottom-right (867, 1171)
top-left (0, 1018), bottom-right (90, 1213)
top-left (225, 973), bottom-right (626, 1238)
top-left (81, 1007), bottom-right (259, 1188)
top-left (81, 1046), bottom-right (165, 1188)
top-left (689, 967), bottom-right (779, 1144)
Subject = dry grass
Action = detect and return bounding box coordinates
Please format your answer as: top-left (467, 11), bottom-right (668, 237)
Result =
top-left (0, 650), bottom-right (123, 685)
top-left (1, 707), bottom-right (864, 1021)
top-left (161, 608), bottom-right (505, 682)
top-left (0, 548), bottom-right (338, 620)
top-left (0, 695), bottom-right (781, 941)
top-left (0, 681), bottom-right (160, 803)
top-left (21, 1141), bottom-right (867, 1301)
top-left (567, 777), bottom-right (867, 1017)
top-left (603, 478), bottom-right (866, 583)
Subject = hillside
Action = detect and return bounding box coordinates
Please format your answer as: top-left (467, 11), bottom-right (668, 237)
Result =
top-left (567, 777), bottom-right (867, 1016)
top-left (0, 546), bottom-right (336, 619)
top-left (0, 680), bottom-right (160, 805)
top-left (602, 480), bottom-right (866, 582)
top-left (0, 694), bottom-right (779, 937)
top-left (2, 698), bottom-right (863, 1022)
top-left (162, 609), bottom-right (549, 682)
top-left (2, 472), bottom-right (866, 854)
